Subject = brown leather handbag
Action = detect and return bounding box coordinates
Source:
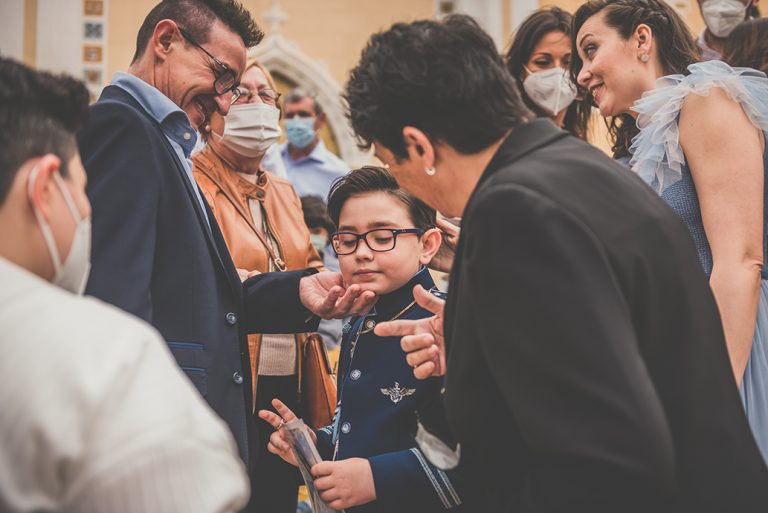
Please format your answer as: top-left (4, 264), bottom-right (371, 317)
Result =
top-left (301, 333), bottom-right (337, 429)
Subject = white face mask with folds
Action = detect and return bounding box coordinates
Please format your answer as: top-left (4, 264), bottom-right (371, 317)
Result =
top-left (522, 66), bottom-right (577, 117)
top-left (217, 103), bottom-right (282, 158)
top-left (701, 0), bottom-right (750, 38)
top-left (28, 165), bottom-right (92, 295)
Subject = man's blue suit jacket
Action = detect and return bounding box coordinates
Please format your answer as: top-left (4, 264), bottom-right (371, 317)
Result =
top-left (78, 85), bottom-right (319, 468)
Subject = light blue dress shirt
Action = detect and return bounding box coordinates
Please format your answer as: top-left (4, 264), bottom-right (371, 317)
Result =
top-left (110, 72), bottom-right (210, 229)
top-left (265, 140), bottom-right (350, 201)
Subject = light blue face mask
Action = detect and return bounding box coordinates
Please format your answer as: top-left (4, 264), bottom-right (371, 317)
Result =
top-left (310, 233), bottom-right (327, 255)
top-left (285, 117), bottom-right (316, 149)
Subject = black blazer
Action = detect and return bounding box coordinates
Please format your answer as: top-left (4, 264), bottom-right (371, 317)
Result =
top-left (442, 119), bottom-right (768, 512)
top-left (78, 85), bottom-right (318, 467)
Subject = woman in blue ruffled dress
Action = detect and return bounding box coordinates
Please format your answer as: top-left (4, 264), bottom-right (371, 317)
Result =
top-left (572, 0), bottom-right (768, 462)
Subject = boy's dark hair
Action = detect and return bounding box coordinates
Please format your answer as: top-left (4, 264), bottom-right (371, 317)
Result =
top-left (301, 195), bottom-right (335, 234)
top-left (0, 57), bottom-right (90, 205)
top-left (132, 0), bottom-right (263, 63)
top-left (327, 166), bottom-right (436, 231)
top-left (345, 14), bottom-right (529, 160)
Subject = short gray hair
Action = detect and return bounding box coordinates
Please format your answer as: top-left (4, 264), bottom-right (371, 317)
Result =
top-left (285, 87), bottom-right (323, 116)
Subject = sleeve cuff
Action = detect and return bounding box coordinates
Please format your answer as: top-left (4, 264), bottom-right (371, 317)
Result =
top-left (369, 449), bottom-right (462, 510)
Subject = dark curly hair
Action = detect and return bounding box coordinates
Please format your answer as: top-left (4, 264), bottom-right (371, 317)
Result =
top-left (132, 0), bottom-right (263, 63)
top-left (570, 0), bottom-right (700, 158)
top-left (504, 7), bottom-right (589, 139)
top-left (345, 14), bottom-right (529, 160)
top-left (0, 57), bottom-right (90, 205)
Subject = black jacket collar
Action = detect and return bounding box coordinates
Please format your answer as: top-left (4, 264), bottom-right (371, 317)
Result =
top-left (372, 266), bottom-right (436, 320)
top-left (477, 118), bottom-right (570, 191)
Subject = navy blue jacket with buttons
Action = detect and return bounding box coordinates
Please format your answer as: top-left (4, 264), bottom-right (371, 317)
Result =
top-left (77, 84), bottom-right (319, 471)
top-left (315, 268), bottom-right (463, 512)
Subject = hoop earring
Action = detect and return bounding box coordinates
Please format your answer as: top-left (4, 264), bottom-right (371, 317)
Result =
top-left (640, 53), bottom-right (650, 63)
top-left (425, 167), bottom-right (436, 176)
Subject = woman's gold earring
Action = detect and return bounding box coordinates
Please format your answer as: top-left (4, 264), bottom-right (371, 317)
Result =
top-left (425, 167), bottom-right (436, 176)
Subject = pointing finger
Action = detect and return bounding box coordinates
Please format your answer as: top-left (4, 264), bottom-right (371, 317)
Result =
top-left (374, 317), bottom-right (424, 338)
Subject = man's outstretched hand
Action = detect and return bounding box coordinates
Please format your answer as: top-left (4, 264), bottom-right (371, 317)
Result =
top-left (375, 285), bottom-right (446, 379)
top-left (300, 272), bottom-right (377, 319)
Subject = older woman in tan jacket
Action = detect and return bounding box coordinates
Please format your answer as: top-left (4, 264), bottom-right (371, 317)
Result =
top-left (193, 60), bottom-right (323, 513)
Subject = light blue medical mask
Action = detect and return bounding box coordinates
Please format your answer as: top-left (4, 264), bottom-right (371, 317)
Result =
top-left (310, 233), bottom-right (327, 255)
top-left (285, 117), bottom-right (316, 149)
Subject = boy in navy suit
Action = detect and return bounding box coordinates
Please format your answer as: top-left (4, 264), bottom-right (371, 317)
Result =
top-left (260, 166), bottom-right (462, 512)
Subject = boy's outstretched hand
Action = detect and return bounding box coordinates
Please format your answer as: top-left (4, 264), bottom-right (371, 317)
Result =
top-left (374, 284), bottom-right (446, 379)
top-left (312, 458), bottom-right (376, 510)
top-left (258, 398), bottom-right (317, 467)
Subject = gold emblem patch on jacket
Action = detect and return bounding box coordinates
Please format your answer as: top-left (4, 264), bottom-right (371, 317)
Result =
top-left (380, 382), bottom-right (416, 403)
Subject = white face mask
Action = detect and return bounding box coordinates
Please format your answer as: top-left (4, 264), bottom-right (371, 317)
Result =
top-left (522, 66), bottom-right (577, 117)
top-left (28, 165), bottom-right (92, 295)
top-left (701, 0), bottom-right (750, 38)
top-left (217, 103), bottom-right (282, 158)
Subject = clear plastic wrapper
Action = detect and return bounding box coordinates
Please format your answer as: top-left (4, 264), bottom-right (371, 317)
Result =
top-left (284, 419), bottom-right (341, 513)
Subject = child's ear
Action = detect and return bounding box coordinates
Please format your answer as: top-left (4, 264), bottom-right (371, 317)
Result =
top-left (418, 227), bottom-right (442, 266)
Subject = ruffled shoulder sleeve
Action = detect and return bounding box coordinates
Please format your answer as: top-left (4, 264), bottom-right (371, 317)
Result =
top-left (629, 60), bottom-right (768, 194)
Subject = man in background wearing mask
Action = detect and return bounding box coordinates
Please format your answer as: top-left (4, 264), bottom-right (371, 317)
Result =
top-left (697, 0), bottom-right (760, 60)
top-left (263, 88), bottom-right (349, 200)
top-left (0, 56), bottom-right (250, 513)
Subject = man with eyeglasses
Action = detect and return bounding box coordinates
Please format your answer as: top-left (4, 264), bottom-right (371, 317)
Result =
top-left (77, 0), bottom-right (375, 493)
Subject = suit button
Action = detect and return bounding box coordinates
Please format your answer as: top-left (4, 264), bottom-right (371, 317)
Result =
top-left (256, 190), bottom-right (265, 199)
top-left (364, 319), bottom-right (376, 330)
top-left (232, 372), bottom-right (243, 385)
top-left (350, 369), bottom-right (361, 380)
top-left (341, 422), bottom-right (351, 434)
top-left (226, 312), bottom-right (237, 325)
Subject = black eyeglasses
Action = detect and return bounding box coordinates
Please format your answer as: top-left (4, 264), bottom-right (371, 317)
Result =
top-left (331, 228), bottom-right (424, 256)
top-left (179, 27), bottom-right (241, 102)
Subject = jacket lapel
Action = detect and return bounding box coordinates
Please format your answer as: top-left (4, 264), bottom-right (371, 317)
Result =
top-left (100, 86), bottom-right (242, 298)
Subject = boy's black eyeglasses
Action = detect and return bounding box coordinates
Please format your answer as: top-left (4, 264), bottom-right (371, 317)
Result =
top-left (331, 228), bottom-right (424, 256)
top-left (179, 27), bottom-right (241, 102)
